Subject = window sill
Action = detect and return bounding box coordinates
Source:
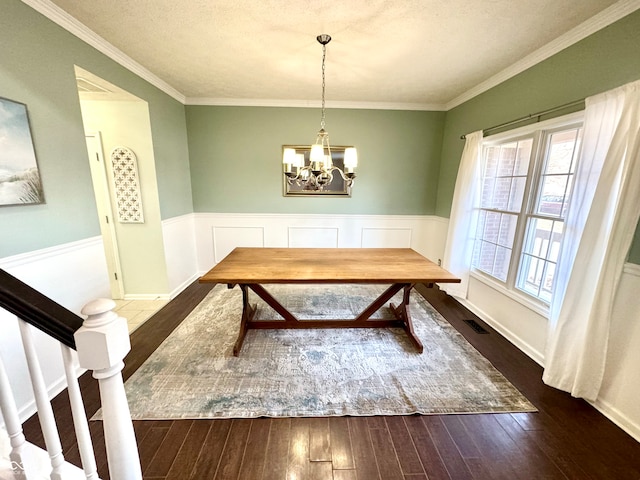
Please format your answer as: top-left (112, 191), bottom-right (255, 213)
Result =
top-left (469, 271), bottom-right (551, 319)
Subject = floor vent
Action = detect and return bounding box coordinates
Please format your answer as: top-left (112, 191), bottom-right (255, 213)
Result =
top-left (464, 319), bottom-right (489, 334)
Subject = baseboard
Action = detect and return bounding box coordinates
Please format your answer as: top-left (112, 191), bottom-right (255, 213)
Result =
top-left (592, 397), bottom-right (640, 443)
top-left (123, 293), bottom-right (171, 301)
top-left (125, 272), bottom-right (200, 300)
top-left (169, 272), bottom-right (201, 299)
top-left (455, 296), bottom-right (545, 367)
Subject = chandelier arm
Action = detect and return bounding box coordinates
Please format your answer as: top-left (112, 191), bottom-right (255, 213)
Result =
top-left (329, 167), bottom-right (356, 187)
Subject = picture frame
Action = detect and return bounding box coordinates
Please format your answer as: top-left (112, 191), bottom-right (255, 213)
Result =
top-left (282, 145), bottom-right (353, 197)
top-left (0, 97), bottom-right (44, 206)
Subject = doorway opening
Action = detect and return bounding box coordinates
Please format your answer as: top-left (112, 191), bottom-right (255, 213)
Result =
top-left (75, 66), bottom-right (169, 304)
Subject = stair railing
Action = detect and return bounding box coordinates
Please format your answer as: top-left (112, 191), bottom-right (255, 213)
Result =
top-left (0, 268), bottom-right (142, 479)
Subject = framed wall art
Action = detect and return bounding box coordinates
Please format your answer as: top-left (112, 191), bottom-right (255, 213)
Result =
top-left (0, 97), bottom-right (44, 206)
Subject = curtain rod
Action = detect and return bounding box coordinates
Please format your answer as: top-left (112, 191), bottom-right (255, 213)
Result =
top-left (460, 99), bottom-right (585, 140)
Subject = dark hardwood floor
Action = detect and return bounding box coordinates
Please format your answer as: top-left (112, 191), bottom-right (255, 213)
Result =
top-left (23, 281), bottom-right (640, 479)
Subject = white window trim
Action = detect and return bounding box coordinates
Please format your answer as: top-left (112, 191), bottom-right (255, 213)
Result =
top-left (471, 111), bottom-right (584, 319)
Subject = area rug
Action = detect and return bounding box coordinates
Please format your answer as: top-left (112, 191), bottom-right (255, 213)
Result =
top-left (106, 284), bottom-right (535, 419)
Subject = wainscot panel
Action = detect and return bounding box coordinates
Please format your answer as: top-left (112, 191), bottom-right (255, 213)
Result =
top-left (193, 213), bottom-right (449, 273)
top-left (162, 214), bottom-right (199, 298)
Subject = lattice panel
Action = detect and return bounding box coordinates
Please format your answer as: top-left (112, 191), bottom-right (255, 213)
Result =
top-left (111, 147), bottom-right (144, 223)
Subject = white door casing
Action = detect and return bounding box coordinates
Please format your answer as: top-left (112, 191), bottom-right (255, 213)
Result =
top-left (85, 132), bottom-right (125, 299)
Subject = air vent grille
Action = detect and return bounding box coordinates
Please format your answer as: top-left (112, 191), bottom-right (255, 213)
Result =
top-left (463, 319), bottom-right (489, 334)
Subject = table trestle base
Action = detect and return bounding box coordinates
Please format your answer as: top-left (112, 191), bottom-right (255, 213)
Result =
top-left (231, 283), bottom-right (423, 356)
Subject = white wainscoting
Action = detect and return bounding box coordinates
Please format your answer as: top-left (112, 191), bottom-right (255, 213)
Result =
top-left (213, 226), bottom-right (265, 263)
top-left (362, 228), bottom-right (412, 248)
top-left (193, 213), bottom-right (449, 272)
top-left (458, 262), bottom-right (640, 442)
top-left (459, 277), bottom-right (548, 366)
top-left (597, 263), bottom-right (640, 442)
top-left (0, 237), bottom-right (110, 422)
top-left (162, 214), bottom-right (199, 297)
top-left (288, 227), bottom-right (339, 248)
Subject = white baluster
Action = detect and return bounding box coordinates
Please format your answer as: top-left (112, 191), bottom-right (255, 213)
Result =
top-left (18, 320), bottom-right (65, 480)
top-left (0, 352), bottom-right (27, 476)
top-left (75, 299), bottom-right (142, 480)
top-left (61, 345), bottom-right (99, 480)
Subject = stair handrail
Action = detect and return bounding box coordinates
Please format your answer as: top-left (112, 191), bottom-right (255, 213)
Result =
top-left (0, 269), bottom-right (83, 349)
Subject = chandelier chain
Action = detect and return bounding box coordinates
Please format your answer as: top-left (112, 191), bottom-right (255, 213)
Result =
top-left (320, 43), bottom-right (326, 131)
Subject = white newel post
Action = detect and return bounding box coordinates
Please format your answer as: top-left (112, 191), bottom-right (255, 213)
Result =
top-left (75, 299), bottom-right (142, 480)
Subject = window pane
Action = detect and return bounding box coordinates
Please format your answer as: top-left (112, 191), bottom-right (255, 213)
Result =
top-left (517, 217), bottom-right (564, 302)
top-left (481, 138), bottom-right (533, 214)
top-left (483, 211), bottom-right (501, 243)
top-left (534, 127), bottom-right (582, 220)
top-left (498, 213), bottom-right (517, 248)
top-left (492, 178), bottom-right (512, 210)
top-left (481, 177), bottom-right (495, 208)
top-left (519, 253), bottom-right (542, 298)
top-left (484, 146), bottom-right (499, 177)
top-left (472, 210), bottom-right (518, 283)
top-left (547, 129), bottom-right (579, 174)
top-left (514, 138), bottom-right (533, 175)
top-left (478, 241), bottom-right (497, 274)
top-left (493, 246), bottom-right (511, 282)
top-left (497, 143), bottom-right (517, 176)
top-left (508, 177), bottom-right (527, 211)
top-left (522, 217), bottom-right (553, 258)
top-left (538, 175), bottom-right (569, 217)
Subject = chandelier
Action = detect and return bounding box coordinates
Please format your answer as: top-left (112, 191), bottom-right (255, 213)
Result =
top-left (283, 34), bottom-right (358, 192)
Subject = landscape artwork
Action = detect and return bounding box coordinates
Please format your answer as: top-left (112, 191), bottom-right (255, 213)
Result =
top-left (0, 97), bottom-right (44, 205)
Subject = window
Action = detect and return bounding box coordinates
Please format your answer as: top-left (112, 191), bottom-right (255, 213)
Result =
top-left (471, 116), bottom-right (583, 305)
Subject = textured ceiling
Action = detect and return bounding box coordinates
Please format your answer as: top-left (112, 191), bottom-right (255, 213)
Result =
top-left (45, 0), bottom-right (630, 108)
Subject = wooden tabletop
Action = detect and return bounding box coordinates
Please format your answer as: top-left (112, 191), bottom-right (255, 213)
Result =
top-left (199, 248), bottom-right (461, 284)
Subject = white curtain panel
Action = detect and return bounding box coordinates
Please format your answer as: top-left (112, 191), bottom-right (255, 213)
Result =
top-left (440, 131), bottom-right (483, 299)
top-left (543, 80), bottom-right (640, 401)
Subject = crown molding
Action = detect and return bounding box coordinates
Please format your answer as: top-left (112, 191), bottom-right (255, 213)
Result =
top-left (446, 0), bottom-right (640, 110)
top-left (185, 97), bottom-right (447, 111)
top-left (21, 0), bottom-right (640, 111)
top-left (21, 0), bottom-right (186, 104)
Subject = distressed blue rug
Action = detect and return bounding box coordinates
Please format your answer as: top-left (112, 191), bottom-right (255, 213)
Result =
top-left (105, 284), bottom-right (535, 419)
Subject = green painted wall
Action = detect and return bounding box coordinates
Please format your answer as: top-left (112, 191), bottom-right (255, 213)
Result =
top-left (437, 9), bottom-right (640, 264)
top-left (187, 106), bottom-right (445, 215)
top-left (0, 0), bottom-right (192, 258)
top-left (4, 0), bottom-right (639, 264)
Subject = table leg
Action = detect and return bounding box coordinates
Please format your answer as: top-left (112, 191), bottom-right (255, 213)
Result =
top-left (390, 283), bottom-right (423, 353)
top-left (353, 284), bottom-right (405, 323)
top-left (233, 284), bottom-right (257, 356)
top-left (247, 284), bottom-right (299, 324)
